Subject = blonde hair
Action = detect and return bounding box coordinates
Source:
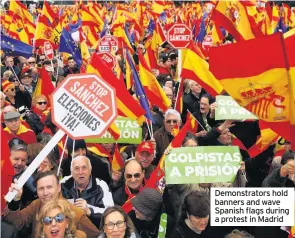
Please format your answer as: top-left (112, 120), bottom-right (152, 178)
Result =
top-left (32, 95), bottom-right (47, 107)
top-left (36, 199), bottom-right (77, 238)
top-left (3, 70), bottom-right (13, 79)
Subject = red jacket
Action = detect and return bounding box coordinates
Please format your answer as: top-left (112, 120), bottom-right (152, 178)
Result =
top-left (3, 124), bottom-right (37, 145)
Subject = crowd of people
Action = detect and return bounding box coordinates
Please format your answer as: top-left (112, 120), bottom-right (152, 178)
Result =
top-left (1, 1), bottom-right (295, 238)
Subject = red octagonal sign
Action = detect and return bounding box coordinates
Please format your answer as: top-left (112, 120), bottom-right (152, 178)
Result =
top-left (97, 52), bottom-right (116, 70)
top-left (51, 73), bottom-right (118, 139)
top-left (167, 24), bottom-right (192, 49)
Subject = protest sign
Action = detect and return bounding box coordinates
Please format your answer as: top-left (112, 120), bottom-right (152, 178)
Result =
top-left (86, 116), bottom-right (142, 144)
top-left (51, 73), bottom-right (118, 139)
top-left (215, 95), bottom-right (258, 120)
top-left (165, 146), bottom-right (242, 184)
top-left (167, 24), bottom-right (191, 49)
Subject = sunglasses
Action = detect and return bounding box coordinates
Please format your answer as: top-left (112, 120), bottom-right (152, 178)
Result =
top-left (9, 88), bottom-right (15, 92)
top-left (165, 119), bottom-right (178, 124)
top-left (125, 173), bottom-right (141, 179)
top-left (37, 101), bottom-right (47, 105)
top-left (43, 213), bottom-right (66, 225)
top-left (28, 61), bottom-right (35, 64)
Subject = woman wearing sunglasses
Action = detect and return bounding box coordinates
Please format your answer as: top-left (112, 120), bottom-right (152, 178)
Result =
top-left (99, 205), bottom-right (138, 238)
top-left (32, 95), bottom-right (50, 124)
top-left (36, 199), bottom-right (86, 238)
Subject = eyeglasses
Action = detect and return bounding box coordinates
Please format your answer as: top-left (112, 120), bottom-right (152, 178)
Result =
top-left (39, 58), bottom-right (45, 62)
top-left (104, 220), bottom-right (126, 230)
top-left (43, 213), bottom-right (66, 225)
top-left (28, 61), bottom-right (35, 64)
top-left (125, 173), bottom-right (141, 179)
top-left (165, 119), bottom-right (178, 124)
top-left (37, 101), bottom-right (47, 105)
top-left (9, 88), bottom-right (15, 92)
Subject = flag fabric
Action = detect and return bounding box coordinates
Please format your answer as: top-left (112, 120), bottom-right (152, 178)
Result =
top-left (185, 111), bottom-right (198, 133)
top-left (181, 42), bottom-right (224, 96)
top-left (87, 53), bottom-right (146, 123)
top-left (1, 129), bottom-right (14, 212)
top-left (138, 51), bottom-right (171, 111)
top-left (43, 0), bottom-right (58, 25)
top-left (32, 67), bottom-right (55, 106)
top-left (1, 35), bottom-right (33, 58)
top-left (87, 143), bottom-right (112, 162)
top-left (112, 144), bottom-right (125, 171)
top-left (59, 28), bottom-right (82, 67)
top-left (126, 50), bottom-right (154, 123)
top-left (211, 0), bottom-right (256, 41)
top-left (209, 32), bottom-right (294, 143)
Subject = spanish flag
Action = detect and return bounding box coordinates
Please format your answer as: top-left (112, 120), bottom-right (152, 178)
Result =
top-left (138, 51), bottom-right (171, 111)
top-left (112, 144), bottom-right (125, 171)
top-left (209, 32), bottom-right (295, 147)
top-left (87, 53), bottom-right (145, 123)
top-left (181, 42), bottom-right (223, 96)
top-left (42, 0), bottom-right (58, 25)
top-left (211, 0), bottom-right (256, 41)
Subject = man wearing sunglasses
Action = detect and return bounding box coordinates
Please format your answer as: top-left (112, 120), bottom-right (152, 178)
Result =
top-left (111, 159), bottom-right (146, 206)
top-left (153, 109), bottom-right (182, 166)
top-left (3, 170), bottom-right (100, 238)
top-left (60, 156), bottom-right (114, 229)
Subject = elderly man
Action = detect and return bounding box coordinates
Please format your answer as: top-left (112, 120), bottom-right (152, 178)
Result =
top-left (60, 156), bottom-right (114, 228)
top-left (153, 109), bottom-right (182, 166)
top-left (3, 111), bottom-right (36, 145)
top-left (135, 141), bottom-right (155, 179)
top-left (111, 159), bottom-right (146, 206)
top-left (3, 170), bottom-right (99, 238)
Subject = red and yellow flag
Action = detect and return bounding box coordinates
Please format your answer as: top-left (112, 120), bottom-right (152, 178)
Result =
top-left (181, 42), bottom-right (223, 96)
top-left (209, 32), bottom-right (295, 146)
top-left (112, 144), bottom-right (125, 171)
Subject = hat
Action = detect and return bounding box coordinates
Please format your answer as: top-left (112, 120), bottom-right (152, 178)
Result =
top-left (136, 141), bottom-right (154, 154)
top-left (21, 66), bottom-right (30, 74)
top-left (66, 138), bottom-right (87, 154)
top-left (132, 188), bottom-right (163, 219)
top-left (2, 80), bottom-right (15, 92)
top-left (4, 111), bottom-right (20, 121)
top-left (20, 72), bottom-right (32, 79)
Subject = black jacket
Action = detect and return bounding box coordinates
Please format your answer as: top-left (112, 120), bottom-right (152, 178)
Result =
top-left (182, 92), bottom-right (203, 123)
top-left (193, 111), bottom-right (216, 133)
top-left (63, 65), bottom-right (80, 77)
top-left (23, 111), bottom-right (44, 135)
top-left (61, 175), bottom-right (114, 228)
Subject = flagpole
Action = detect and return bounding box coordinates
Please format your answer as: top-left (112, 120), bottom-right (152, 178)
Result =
top-left (57, 135), bottom-right (68, 176)
top-left (187, 109), bottom-right (206, 131)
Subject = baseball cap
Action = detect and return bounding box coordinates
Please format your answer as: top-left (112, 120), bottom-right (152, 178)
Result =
top-left (4, 111), bottom-right (20, 121)
top-left (136, 141), bottom-right (154, 154)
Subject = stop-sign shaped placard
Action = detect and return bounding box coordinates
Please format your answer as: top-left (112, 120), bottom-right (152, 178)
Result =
top-left (97, 52), bottom-right (116, 70)
top-left (202, 35), bottom-right (213, 47)
top-left (98, 35), bottom-right (118, 53)
top-left (51, 73), bottom-right (118, 139)
top-left (44, 41), bottom-right (54, 60)
top-left (167, 24), bottom-right (192, 49)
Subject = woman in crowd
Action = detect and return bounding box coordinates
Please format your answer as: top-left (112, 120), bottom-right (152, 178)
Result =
top-left (36, 199), bottom-right (86, 238)
top-left (225, 230), bottom-right (254, 238)
top-left (32, 94), bottom-right (50, 124)
top-left (99, 205), bottom-right (138, 238)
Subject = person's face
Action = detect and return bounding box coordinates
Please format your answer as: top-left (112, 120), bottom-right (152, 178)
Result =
top-left (37, 175), bottom-right (61, 205)
top-left (188, 215), bottom-right (209, 231)
top-left (134, 208), bottom-right (149, 221)
top-left (27, 57), bottom-right (36, 68)
top-left (5, 57), bottom-right (14, 67)
top-left (43, 208), bottom-right (68, 238)
top-left (217, 128), bottom-right (232, 145)
top-left (21, 76), bottom-right (32, 87)
top-left (10, 150), bottom-right (27, 175)
top-left (164, 59), bottom-right (172, 68)
top-left (135, 151), bottom-right (153, 168)
top-left (104, 211), bottom-right (126, 238)
top-left (164, 87), bottom-right (173, 103)
top-left (35, 98), bottom-right (48, 111)
top-left (5, 118), bottom-right (21, 133)
top-left (73, 148), bottom-right (87, 157)
top-left (200, 97), bottom-right (210, 114)
top-left (183, 139), bottom-right (198, 147)
top-left (9, 77), bottom-right (19, 87)
top-left (71, 157), bottom-right (91, 188)
top-left (5, 87), bottom-right (16, 97)
top-left (164, 114), bottom-right (180, 133)
top-left (124, 162), bottom-right (144, 190)
top-left (164, 81), bottom-right (173, 89)
top-left (68, 59), bottom-right (75, 68)
top-left (101, 143), bottom-right (115, 153)
top-left (285, 143), bottom-right (291, 151)
top-left (39, 55), bottom-right (46, 64)
top-left (190, 82), bottom-right (202, 94)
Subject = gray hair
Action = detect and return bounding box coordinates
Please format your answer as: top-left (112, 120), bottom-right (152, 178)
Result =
top-left (11, 144), bottom-right (28, 153)
top-left (225, 229), bottom-right (254, 238)
top-left (164, 109), bottom-right (181, 121)
top-left (70, 156), bottom-right (92, 172)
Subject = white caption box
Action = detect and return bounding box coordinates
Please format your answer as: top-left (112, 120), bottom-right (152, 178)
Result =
top-left (211, 188), bottom-right (295, 226)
